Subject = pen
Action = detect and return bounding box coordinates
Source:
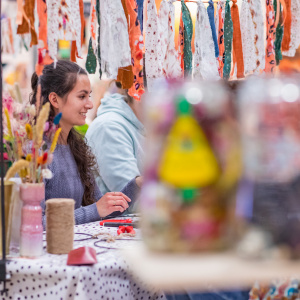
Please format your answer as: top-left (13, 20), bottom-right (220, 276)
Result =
top-left (102, 222), bottom-right (139, 228)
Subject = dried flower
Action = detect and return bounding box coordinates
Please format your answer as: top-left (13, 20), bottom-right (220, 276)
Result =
top-left (42, 169), bottom-right (53, 179)
top-left (25, 124), bottom-right (33, 140)
top-left (36, 102), bottom-right (50, 146)
top-left (26, 154), bottom-right (32, 162)
top-left (25, 105), bottom-right (36, 117)
top-left (4, 108), bottom-right (13, 138)
top-left (50, 128), bottom-right (61, 153)
top-left (5, 159), bottom-right (29, 181)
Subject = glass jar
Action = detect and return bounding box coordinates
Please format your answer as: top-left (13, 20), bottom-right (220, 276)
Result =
top-left (237, 76), bottom-right (300, 255)
top-left (140, 80), bottom-right (241, 252)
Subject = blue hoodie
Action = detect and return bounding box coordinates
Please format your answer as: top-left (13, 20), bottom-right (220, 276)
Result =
top-left (86, 93), bottom-right (145, 211)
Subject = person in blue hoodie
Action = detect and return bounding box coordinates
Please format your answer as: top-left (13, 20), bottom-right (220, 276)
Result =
top-left (86, 81), bottom-right (145, 213)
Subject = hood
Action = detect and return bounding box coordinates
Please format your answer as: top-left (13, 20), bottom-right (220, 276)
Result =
top-left (97, 93), bottom-right (145, 134)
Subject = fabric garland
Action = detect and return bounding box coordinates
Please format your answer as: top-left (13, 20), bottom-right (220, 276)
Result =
top-left (223, 0), bottom-right (233, 79)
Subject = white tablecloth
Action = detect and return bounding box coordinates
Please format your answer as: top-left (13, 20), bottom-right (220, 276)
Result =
top-left (3, 220), bottom-right (167, 300)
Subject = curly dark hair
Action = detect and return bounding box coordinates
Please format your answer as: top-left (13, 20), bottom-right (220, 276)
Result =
top-left (30, 60), bottom-right (98, 206)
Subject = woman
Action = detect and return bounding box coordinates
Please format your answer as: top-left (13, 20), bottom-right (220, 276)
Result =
top-left (30, 60), bottom-right (140, 225)
top-left (86, 81), bottom-right (145, 213)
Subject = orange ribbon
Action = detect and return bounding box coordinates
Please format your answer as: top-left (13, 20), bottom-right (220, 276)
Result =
top-left (17, 0), bottom-right (38, 46)
top-left (117, 0), bottom-right (134, 89)
top-left (71, 0), bottom-right (84, 61)
top-left (231, 0), bottom-right (244, 78)
top-left (281, 0), bottom-right (291, 51)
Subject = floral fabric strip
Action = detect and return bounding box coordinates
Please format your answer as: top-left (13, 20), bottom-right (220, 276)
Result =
top-left (1, 18), bottom-right (14, 54)
top-left (127, 0), bottom-right (145, 100)
top-left (70, 0), bottom-right (84, 61)
top-left (265, 0), bottom-right (276, 73)
top-left (99, 0), bottom-right (131, 79)
top-left (193, 0), bottom-right (220, 80)
top-left (249, 0), bottom-right (265, 74)
top-left (215, 0), bottom-right (225, 77)
top-left (47, 0), bottom-right (82, 63)
top-left (89, 0), bottom-right (97, 51)
top-left (158, 0), bottom-right (182, 79)
top-left (181, 0), bottom-right (193, 78)
top-left (37, 0), bottom-right (47, 49)
top-left (240, 0), bottom-right (257, 75)
top-left (282, 0), bottom-right (300, 56)
top-left (223, 0), bottom-right (233, 80)
top-left (145, 0), bottom-right (162, 91)
top-left (178, 12), bottom-right (184, 72)
top-left (231, 0), bottom-right (244, 78)
top-left (207, 0), bottom-right (219, 58)
top-left (36, 0), bottom-right (53, 75)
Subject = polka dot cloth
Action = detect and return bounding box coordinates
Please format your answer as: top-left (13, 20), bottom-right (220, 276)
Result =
top-left (4, 220), bottom-right (167, 300)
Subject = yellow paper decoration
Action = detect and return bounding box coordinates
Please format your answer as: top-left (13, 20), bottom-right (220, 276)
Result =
top-left (158, 115), bottom-right (220, 188)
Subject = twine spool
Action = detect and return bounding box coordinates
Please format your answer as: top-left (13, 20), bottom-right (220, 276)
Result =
top-left (46, 198), bottom-right (75, 254)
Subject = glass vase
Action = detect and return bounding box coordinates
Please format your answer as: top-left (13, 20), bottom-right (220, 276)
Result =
top-left (20, 183), bottom-right (44, 257)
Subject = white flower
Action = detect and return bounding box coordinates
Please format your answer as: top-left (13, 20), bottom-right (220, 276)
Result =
top-left (26, 105), bottom-right (36, 117)
top-left (42, 169), bottom-right (53, 179)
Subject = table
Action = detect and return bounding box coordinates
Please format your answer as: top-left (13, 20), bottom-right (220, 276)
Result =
top-left (3, 220), bottom-right (167, 300)
top-left (124, 245), bottom-right (300, 293)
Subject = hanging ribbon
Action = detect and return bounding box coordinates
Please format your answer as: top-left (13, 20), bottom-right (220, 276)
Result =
top-left (117, 0), bottom-right (134, 90)
top-left (181, 0), bottom-right (193, 78)
top-left (86, 0), bottom-right (97, 73)
top-left (17, 0), bottom-right (38, 46)
top-left (136, 0), bottom-right (144, 33)
top-left (127, 0), bottom-right (145, 100)
top-left (207, 0), bottom-right (219, 58)
top-left (178, 12), bottom-right (184, 73)
top-left (223, 0), bottom-right (233, 79)
top-left (230, 0), bottom-right (244, 78)
top-left (86, 38), bottom-right (97, 74)
top-left (265, 0), bottom-right (276, 73)
top-left (71, 0), bottom-right (84, 61)
top-left (281, 0), bottom-right (291, 51)
top-left (274, 0), bottom-right (284, 65)
top-left (37, 0), bottom-right (47, 49)
top-left (89, 0), bottom-right (97, 51)
top-left (96, 0), bottom-right (102, 78)
top-left (217, 1), bottom-right (225, 78)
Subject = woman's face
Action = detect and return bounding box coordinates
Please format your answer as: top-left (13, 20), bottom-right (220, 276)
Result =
top-left (58, 74), bottom-right (93, 128)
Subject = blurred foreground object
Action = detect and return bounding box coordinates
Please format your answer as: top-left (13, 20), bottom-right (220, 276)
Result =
top-left (237, 76), bottom-right (300, 257)
top-left (140, 80), bottom-right (241, 252)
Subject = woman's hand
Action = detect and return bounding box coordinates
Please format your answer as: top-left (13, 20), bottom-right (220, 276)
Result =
top-left (96, 192), bottom-right (131, 218)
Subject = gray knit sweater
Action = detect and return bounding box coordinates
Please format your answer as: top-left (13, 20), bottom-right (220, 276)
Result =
top-left (41, 144), bottom-right (140, 227)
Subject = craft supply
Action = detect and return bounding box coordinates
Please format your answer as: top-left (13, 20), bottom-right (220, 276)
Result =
top-left (46, 198), bottom-right (75, 254)
top-left (117, 226), bottom-right (126, 235)
top-left (99, 218), bottom-right (132, 226)
top-left (103, 222), bottom-right (138, 228)
top-left (67, 246), bottom-right (97, 265)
